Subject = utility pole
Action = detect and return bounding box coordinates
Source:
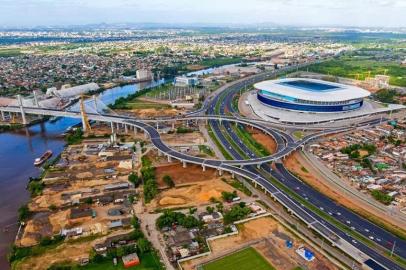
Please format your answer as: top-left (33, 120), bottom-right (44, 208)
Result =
top-left (391, 241), bottom-right (396, 257)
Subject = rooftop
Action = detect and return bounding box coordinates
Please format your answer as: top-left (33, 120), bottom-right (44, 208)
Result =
top-left (255, 78), bottom-right (371, 102)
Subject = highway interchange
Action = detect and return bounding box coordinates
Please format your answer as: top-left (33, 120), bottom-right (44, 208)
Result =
top-left (1, 66), bottom-right (406, 270)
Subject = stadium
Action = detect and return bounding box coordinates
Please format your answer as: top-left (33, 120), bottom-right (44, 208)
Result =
top-left (255, 78), bottom-right (371, 113)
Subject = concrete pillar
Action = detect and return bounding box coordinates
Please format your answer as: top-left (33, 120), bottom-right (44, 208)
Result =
top-left (134, 126), bottom-right (138, 135)
top-left (186, 120), bottom-right (189, 128)
top-left (17, 95), bottom-right (27, 125)
top-left (33, 91), bottom-right (39, 107)
top-left (110, 122), bottom-right (115, 133)
top-left (167, 155), bottom-right (172, 163)
top-left (124, 124), bottom-right (128, 134)
top-left (116, 123), bottom-right (120, 133)
top-left (1, 110), bottom-right (5, 121)
top-left (231, 172), bottom-right (235, 179)
top-left (182, 161), bottom-right (187, 168)
top-left (218, 169), bottom-right (223, 176)
top-left (158, 150), bottom-right (162, 157)
top-left (144, 131), bottom-right (148, 139)
top-left (93, 95), bottom-right (98, 112)
top-left (202, 165), bottom-right (206, 172)
top-left (156, 122), bottom-right (159, 131)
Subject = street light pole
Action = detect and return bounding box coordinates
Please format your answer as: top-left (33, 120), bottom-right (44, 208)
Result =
top-left (391, 240), bottom-right (396, 257)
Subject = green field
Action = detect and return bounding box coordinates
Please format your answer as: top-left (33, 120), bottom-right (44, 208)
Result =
top-left (0, 48), bottom-right (23, 57)
top-left (80, 252), bottom-right (163, 270)
top-left (202, 247), bottom-right (275, 270)
top-left (304, 57), bottom-right (406, 87)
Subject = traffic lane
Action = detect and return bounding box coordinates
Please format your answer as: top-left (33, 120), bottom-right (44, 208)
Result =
top-left (213, 81), bottom-right (406, 259)
top-left (274, 163), bottom-right (406, 258)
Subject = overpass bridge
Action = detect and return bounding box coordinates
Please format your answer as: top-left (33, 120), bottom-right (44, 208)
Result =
top-left (0, 105), bottom-right (375, 166)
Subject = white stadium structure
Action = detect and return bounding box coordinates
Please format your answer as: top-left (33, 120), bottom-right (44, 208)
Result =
top-left (255, 78), bottom-right (371, 113)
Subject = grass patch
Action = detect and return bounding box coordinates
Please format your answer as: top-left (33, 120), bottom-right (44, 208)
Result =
top-left (198, 145), bottom-right (215, 157)
top-left (0, 48), bottom-right (22, 57)
top-left (80, 252), bottom-right (163, 270)
top-left (195, 57), bottom-right (243, 70)
top-left (202, 247), bottom-right (275, 270)
top-left (300, 166), bottom-right (308, 173)
top-left (207, 124), bottom-right (233, 160)
top-left (223, 178), bottom-right (252, 196)
top-left (303, 57), bottom-right (406, 87)
top-left (292, 131), bottom-right (305, 140)
top-left (233, 125), bottom-right (270, 157)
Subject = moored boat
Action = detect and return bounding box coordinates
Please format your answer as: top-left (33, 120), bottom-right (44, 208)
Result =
top-left (34, 150), bottom-right (53, 166)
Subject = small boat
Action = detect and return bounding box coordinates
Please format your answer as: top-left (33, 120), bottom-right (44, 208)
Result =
top-left (34, 150), bottom-right (53, 166)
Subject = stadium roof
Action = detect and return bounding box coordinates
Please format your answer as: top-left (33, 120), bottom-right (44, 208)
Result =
top-left (254, 78), bottom-right (370, 102)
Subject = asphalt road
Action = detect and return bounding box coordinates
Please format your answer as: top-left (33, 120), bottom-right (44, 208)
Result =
top-left (205, 74), bottom-right (406, 270)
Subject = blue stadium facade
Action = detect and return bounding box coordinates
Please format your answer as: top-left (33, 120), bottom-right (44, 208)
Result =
top-left (255, 79), bottom-right (369, 113)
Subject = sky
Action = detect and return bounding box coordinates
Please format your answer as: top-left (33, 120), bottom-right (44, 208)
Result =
top-left (0, 0), bottom-right (405, 28)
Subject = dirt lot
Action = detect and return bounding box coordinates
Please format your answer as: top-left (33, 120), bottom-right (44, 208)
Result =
top-left (14, 239), bottom-right (96, 270)
top-left (162, 132), bottom-right (206, 146)
top-left (117, 107), bottom-right (182, 118)
top-left (284, 152), bottom-right (406, 236)
top-left (148, 178), bottom-right (244, 209)
top-left (247, 127), bottom-right (277, 154)
top-left (30, 177), bottom-right (129, 211)
top-left (182, 217), bottom-right (337, 270)
top-left (155, 162), bottom-right (219, 187)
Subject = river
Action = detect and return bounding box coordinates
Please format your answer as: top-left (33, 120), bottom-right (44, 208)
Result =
top-left (0, 64), bottom-right (233, 268)
top-left (0, 80), bottom-right (165, 269)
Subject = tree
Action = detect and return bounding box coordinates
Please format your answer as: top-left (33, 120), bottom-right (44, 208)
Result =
top-left (128, 173), bottom-right (140, 187)
top-left (216, 202), bottom-right (224, 213)
top-left (221, 191), bottom-right (237, 202)
top-left (206, 206), bottom-right (214, 214)
top-left (116, 247), bottom-right (125, 257)
top-left (130, 229), bottom-right (144, 241)
top-left (181, 215), bottom-right (200, 229)
top-left (131, 216), bottom-right (140, 229)
top-left (156, 210), bottom-right (186, 229)
top-left (223, 204), bottom-right (251, 224)
top-left (27, 180), bottom-right (44, 197)
top-left (137, 238), bottom-right (151, 254)
top-left (18, 204), bottom-right (30, 221)
top-left (163, 175), bottom-right (175, 188)
top-left (144, 178), bottom-right (158, 203)
top-left (128, 194), bottom-right (135, 204)
top-left (84, 197), bottom-right (93, 205)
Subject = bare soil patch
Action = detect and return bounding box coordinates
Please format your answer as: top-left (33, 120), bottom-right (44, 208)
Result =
top-left (15, 240), bottom-right (95, 270)
top-left (155, 162), bottom-right (219, 187)
top-left (148, 178), bottom-right (243, 209)
top-left (161, 132), bottom-right (206, 146)
top-left (182, 217), bottom-right (337, 270)
top-left (247, 127), bottom-right (277, 154)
